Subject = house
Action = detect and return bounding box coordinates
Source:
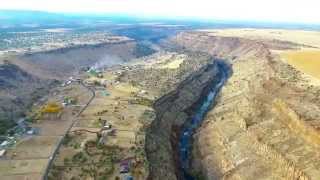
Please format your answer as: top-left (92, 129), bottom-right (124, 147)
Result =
top-left (138, 90), bottom-right (147, 95)
top-left (120, 163), bottom-right (130, 174)
top-left (0, 149), bottom-right (6, 157)
top-left (102, 124), bottom-right (112, 130)
top-left (102, 120), bottom-right (112, 130)
top-left (26, 129), bottom-right (35, 135)
top-left (0, 141), bottom-right (8, 147)
top-left (119, 158), bottom-right (134, 174)
top-left (100, 80), bottom-right (108, 87)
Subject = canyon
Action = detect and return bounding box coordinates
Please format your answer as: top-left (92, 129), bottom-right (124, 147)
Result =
top-left (145, 30), bottom-right (320, 179)
top-left (1, 27), bottom-right (320, 180)
top-left (173, 31), bottom-right (320, 179)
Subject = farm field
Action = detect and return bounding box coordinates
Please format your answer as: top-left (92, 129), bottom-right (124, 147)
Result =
top-left (281, 50), bottom-right (320, 79)
top-left (200, 28), bottom-right (320, 48)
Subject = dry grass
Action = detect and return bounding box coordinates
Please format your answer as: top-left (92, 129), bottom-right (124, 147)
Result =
top-left (281, 50), bottom-right (320, 79)
top-left (200, 28), bottom-right (320, 48)
top-left (0, 159), bottom-right (48, 176)
top-left (6, 136), bottom-right (60, 159)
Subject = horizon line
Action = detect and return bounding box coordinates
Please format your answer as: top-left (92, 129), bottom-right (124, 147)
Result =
top-left (1, 9), bottom-right (320, 26)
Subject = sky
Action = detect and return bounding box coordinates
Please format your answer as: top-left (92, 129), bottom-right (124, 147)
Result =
top-left (1, 0), bottom-right (320, 24)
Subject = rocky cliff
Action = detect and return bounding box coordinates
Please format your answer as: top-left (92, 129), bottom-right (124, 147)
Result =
top-left (169, 31), bottom-right (320, 179)
top-left (145, 60), bottom-right (226, 179)
top-left (164, 31), bottom-right (271, 61)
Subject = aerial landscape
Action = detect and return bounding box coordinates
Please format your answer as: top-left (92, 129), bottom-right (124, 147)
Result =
top-left (0, 0), bottom-right (320, 180)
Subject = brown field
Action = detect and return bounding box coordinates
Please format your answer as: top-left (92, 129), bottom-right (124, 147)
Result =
top-left (0, 159), bottom-right (48, 176)
top-left (2, 173), bottom-right (42, 180)
top-left (281, 50), bottom-right (320, 79)
top-left (200, 28), bottom-right (320, 48)
top-left (6, 136), bottom-right (60, 159)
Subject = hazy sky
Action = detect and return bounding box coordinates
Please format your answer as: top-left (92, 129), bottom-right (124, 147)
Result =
top-left (1, 0), bottom-right (320, 23)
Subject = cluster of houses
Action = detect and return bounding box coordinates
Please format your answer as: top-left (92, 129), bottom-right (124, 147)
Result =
top-left (61, 76), bottom-right (82, 87)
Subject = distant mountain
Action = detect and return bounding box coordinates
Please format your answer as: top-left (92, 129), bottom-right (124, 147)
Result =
top-left (0, 10), bottom-right (70, 26)
top-left (0, 10), bottom-right (139, 30)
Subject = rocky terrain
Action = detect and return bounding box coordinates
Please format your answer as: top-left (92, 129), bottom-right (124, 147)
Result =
top-left (168, 31), bottom-right (320, 179)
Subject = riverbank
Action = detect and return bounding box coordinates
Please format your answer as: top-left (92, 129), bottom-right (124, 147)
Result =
top-left (178, 61), bottom-right (229, 179)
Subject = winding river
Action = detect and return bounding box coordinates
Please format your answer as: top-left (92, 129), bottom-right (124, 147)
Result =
top-left (178, 61), bottom-right (229, 179)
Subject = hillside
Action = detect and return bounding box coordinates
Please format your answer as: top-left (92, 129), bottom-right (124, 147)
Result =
top-left (0, 62), bottom-right (56, 134)
top-left (13, 41), bottom-right (154, 79)
top-left (0, 39), bottom-right (155, 134)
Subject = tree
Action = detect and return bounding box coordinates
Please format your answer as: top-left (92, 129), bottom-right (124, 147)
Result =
top-left (41, 102), bottom-right (63, 119)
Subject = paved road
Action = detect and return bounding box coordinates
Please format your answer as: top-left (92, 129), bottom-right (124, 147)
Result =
top-left (42, 81), bottom-right (95, 180)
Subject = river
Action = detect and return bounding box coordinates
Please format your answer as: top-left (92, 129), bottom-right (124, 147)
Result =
top-left (178, 61), bottom-right (229, 179)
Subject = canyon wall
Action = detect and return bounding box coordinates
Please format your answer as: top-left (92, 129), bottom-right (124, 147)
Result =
top-left (172, 31), bottom-right (320, 179)
top-left (146, 60), bottom-right (225, 180)
top-left (14, 41), bottom-right (154, 79)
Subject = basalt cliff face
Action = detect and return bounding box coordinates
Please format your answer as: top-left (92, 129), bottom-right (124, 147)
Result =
top-left (165, 31), bottom-right (272, 61)
top-left (146, 61), bottom-right (225, 180)
top-left (145, 32), bottom-right (277, 179)
top-left (170, 32), bottom-right (320, 179)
